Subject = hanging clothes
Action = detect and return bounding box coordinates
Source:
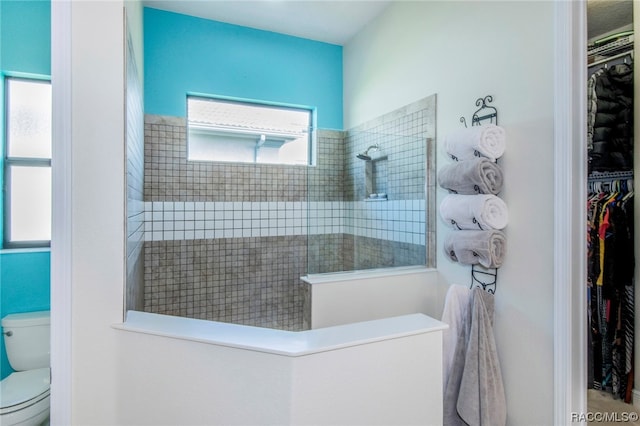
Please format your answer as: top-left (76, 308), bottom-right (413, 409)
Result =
top-left (588, 63), bottom-right (634, 173)
top-left (587, 48), bottom-right (634, 401)
top-left (587, 181), bottom-right (634, 401)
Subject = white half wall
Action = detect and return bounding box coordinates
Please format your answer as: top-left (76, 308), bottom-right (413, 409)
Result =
top-left (114, 311), bottom-right (445, 425)
top-left (344, 2), bottom-right (556, 424)
top-left (306, 268), bottom-right (440, 328)
top-left (290, 330), bottom-right (443, 425)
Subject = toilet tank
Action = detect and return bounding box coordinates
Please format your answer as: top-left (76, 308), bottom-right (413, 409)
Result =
top-left (2, 311), bottom-right (50, 371)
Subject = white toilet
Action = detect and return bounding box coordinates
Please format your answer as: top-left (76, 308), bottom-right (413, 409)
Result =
top-left (0, 311), bottom-right (50, 426)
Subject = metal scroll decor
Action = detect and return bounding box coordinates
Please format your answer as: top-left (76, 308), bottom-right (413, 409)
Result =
top-left (471, 266), bottom-right (497, 294)
top-left (460, 95), bottom-right (498, 128)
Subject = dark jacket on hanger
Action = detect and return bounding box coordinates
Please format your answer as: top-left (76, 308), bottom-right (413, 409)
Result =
top-left (590, 64), bottom-right (634, 172)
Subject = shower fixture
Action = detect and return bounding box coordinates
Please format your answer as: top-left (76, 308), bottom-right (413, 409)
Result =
top-left (356, 144), bottom-right (380, 161)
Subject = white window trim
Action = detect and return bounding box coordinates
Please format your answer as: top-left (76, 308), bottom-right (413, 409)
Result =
top-left (50, 0), bottom-right (72, 423)
top-left (3, 77), bottom-right (52, 249)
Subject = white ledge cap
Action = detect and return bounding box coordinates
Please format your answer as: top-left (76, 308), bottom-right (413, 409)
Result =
top-left (114, 310), bottom-right (447, 357)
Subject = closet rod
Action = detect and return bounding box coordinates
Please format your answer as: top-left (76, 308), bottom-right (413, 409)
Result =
top-left (588, 49), bottom-right (634, 68)
top-left (587, 170), bottom-right (634, 182)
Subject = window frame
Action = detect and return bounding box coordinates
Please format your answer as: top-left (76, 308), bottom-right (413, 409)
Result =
top-left (2, 76), bottom-right (52, 249)
top-left (186, 94), bottom-right (316, 166)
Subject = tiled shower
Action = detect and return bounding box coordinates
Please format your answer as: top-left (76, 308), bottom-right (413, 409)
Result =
top-left (127, 95), bottom-right (435, 331)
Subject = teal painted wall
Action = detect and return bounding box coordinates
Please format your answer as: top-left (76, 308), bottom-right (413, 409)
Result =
top-left (1, 0), bottom-right (51, 76)
top-left (0, 0), bottom-right (51, 380)
top-left (144, 7), bottom-right (343, 130)
top-left (0, 251), bottom-right (51, 378)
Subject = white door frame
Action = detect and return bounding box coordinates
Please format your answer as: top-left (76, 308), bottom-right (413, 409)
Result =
top-left (553, 0), bottom-right (587, 424)
top-left (50, 0), bottom-right (72, 424)
top-left (49, 1), bottom-right (588, 424)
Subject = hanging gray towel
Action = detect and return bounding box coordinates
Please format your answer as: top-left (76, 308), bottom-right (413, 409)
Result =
top-left (457, 288), bottom-right (506, 426)
top-left (443, 293), bottom-right (473, 426)
top-left (444, 230), bottom-right (506, 268)
top-left (442, 284), bottom-right (473, 392)
top-left (438, 157), bottom-right (504, 195)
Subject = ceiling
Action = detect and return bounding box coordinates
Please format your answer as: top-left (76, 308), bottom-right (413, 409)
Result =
top-left (143, 0), bottom-right (634, 46)
top-left (587, 0), bottom-right (633, 41)
top-left (142, 0), bottom-right (393, 45)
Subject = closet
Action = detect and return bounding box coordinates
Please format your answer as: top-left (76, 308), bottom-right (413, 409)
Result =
top-left (586, 0), bottom-right (635, 406)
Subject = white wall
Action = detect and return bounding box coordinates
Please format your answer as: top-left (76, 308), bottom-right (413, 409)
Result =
top-left (70, 1), bottom-right (125, 422)
top-left (344, 2), bottom-right (556, 424)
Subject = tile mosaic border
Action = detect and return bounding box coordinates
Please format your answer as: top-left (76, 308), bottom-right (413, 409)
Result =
top-left (142, 200), bottom-right (427, 246)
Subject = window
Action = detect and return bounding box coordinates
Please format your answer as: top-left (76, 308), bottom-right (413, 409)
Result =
top-left (187, 96), bottom-right (313, 165)
top-left (3, 77), bottom-right (52, 248)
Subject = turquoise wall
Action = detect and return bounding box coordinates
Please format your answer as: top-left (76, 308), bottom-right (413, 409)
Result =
top-left (0, 0), bottom-right (51, 380)
top-left (0, 251), bottom-right (51, 378)
top-left (1, 0), bottom-right (51, 76)
top-left (144, 7), bottom-right (343, 130)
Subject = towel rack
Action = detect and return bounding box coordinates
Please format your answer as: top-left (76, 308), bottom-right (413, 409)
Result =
top-left (461, 95), bottom-right (500, 293)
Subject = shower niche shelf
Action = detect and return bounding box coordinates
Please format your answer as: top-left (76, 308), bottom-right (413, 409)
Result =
top-left (364, 193), bottom-right (388, 202)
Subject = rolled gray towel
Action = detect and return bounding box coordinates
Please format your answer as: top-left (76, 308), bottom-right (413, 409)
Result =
top-left (438, 158), bottom-right (504, 195)
top-left (444, 230), bottom-right (506, 268)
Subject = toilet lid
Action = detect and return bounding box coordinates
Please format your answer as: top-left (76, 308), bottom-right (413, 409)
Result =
top-left (0, 368), bottom-right (50, 409)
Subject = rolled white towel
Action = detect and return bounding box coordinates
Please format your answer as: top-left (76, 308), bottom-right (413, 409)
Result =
top-left (440, 194), bottom-right (508, 230)
top-left (444, 124), bottom-right (506, 162)
top-left (444, 230), bottom-right (506, 268)
top-left (437, 157), bottom-right (504, 195)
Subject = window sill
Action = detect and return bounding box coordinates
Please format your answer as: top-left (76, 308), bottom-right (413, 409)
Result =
top-left (0, 247), bottom-right (51, 255)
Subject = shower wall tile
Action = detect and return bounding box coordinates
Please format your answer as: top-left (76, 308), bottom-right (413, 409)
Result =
top-left (352, 236), bottom-right (427, 271)
top-left (142, 96), bottom-right (433, 329)
top-left (142, 118), bottom-right (349, 330)
top-left (144, 114), bottom-right (307, 202)
top-left (141, 200), bottom-right (426, 246)
top-left (143, 237), bottom-right (307, 331)
top-left (307, 233), bottom-right (354, 274)
top-left (345, 96), bottom-right (435, 201)
top-left (343, 94), bottom-right (435, 268)
top-left (309, 129), bottom-right (346, 201)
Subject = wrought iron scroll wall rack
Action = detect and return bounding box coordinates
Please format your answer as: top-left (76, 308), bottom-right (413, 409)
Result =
top-left (460, 95), bottom-right (500, 294)
top-left (460, 95), bottom-right (498, 128)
